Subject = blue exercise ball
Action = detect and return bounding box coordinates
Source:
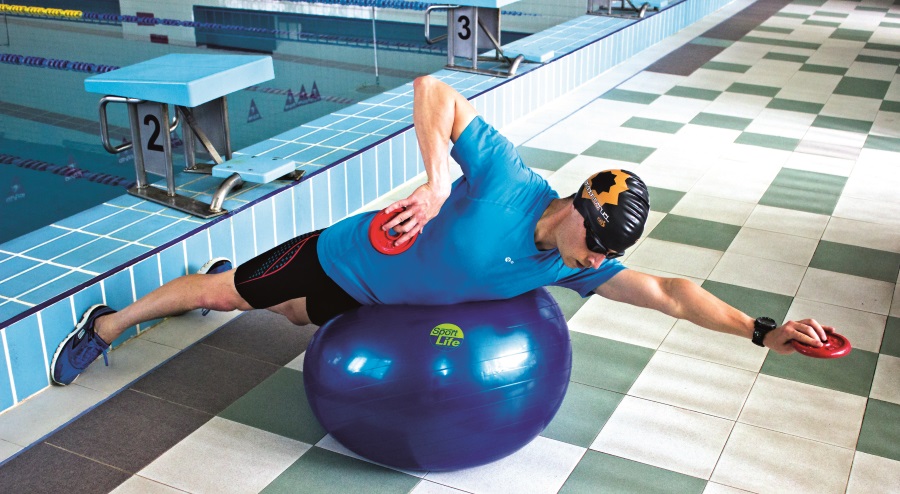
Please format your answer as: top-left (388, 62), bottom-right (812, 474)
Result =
top-left (303, 288), bottom-right (572, 471)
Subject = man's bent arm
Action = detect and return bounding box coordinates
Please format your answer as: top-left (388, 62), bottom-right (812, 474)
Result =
top-left (593, 270), bottom-right (833, 354)
top-left (382, 76), bottom-right (478, 244)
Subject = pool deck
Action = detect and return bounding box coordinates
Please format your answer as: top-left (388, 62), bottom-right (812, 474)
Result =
top-left (0, 0), bottom-right (899, 491)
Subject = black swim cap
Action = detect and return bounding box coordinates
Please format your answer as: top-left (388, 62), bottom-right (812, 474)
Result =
top-left (573, 169), bottom-right (650, 253)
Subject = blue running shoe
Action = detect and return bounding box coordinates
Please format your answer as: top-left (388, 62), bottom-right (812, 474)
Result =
top-left (51, 304), bottom-right (115, 385)
top-left (198, 257), bottom-right (232, 316)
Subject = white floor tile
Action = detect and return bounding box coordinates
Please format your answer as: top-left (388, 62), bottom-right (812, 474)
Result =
top-left (845, 451), bottom-right (900, 494)
top-left (744, 205), bottom-right (829, 239)
top-left (824, 218), bottom-right (900, 254)
top-left (591, 396), bottom-right (734, 479)
top-left (628, 351), bottom-right (756, 420)
top-left (640, 94), bottom-right (710, 123)
top-left (739, 375), bottom-right (866, 449)
top-left (795, 127), bottom-right (865, 161)
top-left (704, 92), bottom-right (769, 120)
top-left (0, 439), bottom-right (22, 464)
top-left (424, 436), bottom-right (585, 494)
top-left (689, 160), bottom-right (780, 204)
top-left (784, 298), bottom-right (886, 353)
top-left (740, 59), bottom-right (798, 87)
top-left (0, 382), bottom-right (107, 447)
top-left (711, 423), bottom-right (855, 494)
top-left (75, 339), bottom-right (178, 395)
top-left (138, 309), bottom-right (241, 351)
top-left (784, 151), bottom-right (856, 176)
top-left (669, 193), bottom-right (755, 226)
top-left (314, 434), bottom-right (427, 478)
top-left (138, 417), bottom-right (309, 494)
top-left (872, 110), bottom-right (900, 138)
top-left (796, 268), bottom-right (894, 315)
top-left (568, 295), bottom-right (677, 350)
top-left (870, 354), bottom-right (900, 405)
top-left (627, 239), bottom-right (724, 279)
top-left (660, 320), bottom-right (767, 372)
top-left (111, 476), bottom-right (187, 494)
top-left (820, 94), bottom-right (881, 121)
top-left (616, 71), bottom-right (685, 94)
top-left (842, 173), bottom-right (900, 206)
top-left (708, 252), bottom-right (807, 296)
top-left (745, 108), bottom-right (816, 140)
top-left (892, 282), bottom-right (900, 318)
top-left (411, 480), bottom-right (470, 494)
top-left (727, 228), bottom-right (818, 266)
top-left (846, 61), bottom-right (898, 81)
top-left (703, 482), bottom-right (755, 494)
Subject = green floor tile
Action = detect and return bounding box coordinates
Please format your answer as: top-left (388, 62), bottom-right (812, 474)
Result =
top-left (600, 89), bottom-right (660, 104)
top-left (736, 132), bottom-right (800, 151)
top-left (856, 6), bottom-right (889, 12)
top-left (767, 98), bottom-right (824, 114)
top-left (813, 10), bottom-right (848, 18)
top-left (857, 55), bottom-right (900, 66)
top-left (793, 0), bottom-right (826, 6)
top-left (262, 447), bottom-right (420, 494)
top-left (755, 26), bottom-right (793, 34)
top-left (800, 64), bottom-right (848, 75)
top-left (646, 186), bottom-right (685, 213)
top-left (570, 332), bottom-right (654, 393)
top-left (804, 19), bottom-right (841, 27)
top-left (622, 117), bottom-right (684, 134)
top-left (517, 146), bottom-right (577, 172)
top-left (690, 112), bottom-right (753, 131)
top-left (701, 280), bottom-right (794, 323)
top-left (760, 348), bottom-right (878, 397)
top-left (764, 52), bottom-right (809, 63)
top-left (864, 134), bottom-right (900, 152)
top-left (830, 28), bottom-right (873, 42)
top-left (857, 399), bottom-right (900, 462)
top-left (547, 285), bottom-right (590, 321)
top-left (726, 83), bottom-right (781, 97)
top-left (883, 101), bottom-right (900, 113)
top-left (812, 115), bottom-right (874, 134)
top-left (219, 368), bottom-right (327, 445)
top-left (665, 86), bottom-right (721, 101)
top-left (690, 36), bottom-right (733, 47)
top-left (560, 451), bottom-right (707, 494)
top-left (759, 185), bottom-right (842, 215)
top-left (769, 168), bottom-right (847, 195)
top-left (881, 317), bottom-right (900, 357)
top-left (648, 214), bottom-right (740, 251)
top-left (582, 139), bottom-right (656, 164)
top-left (774, 12), bottom-right (809, 19)
top-left (881, 21), bottom-right (900, 28)
top-left (809, 241), bottom-right (900, 283)
top-left (864, 42), bottom-right (900, 53)
top-left (702, 61), bottom-right (752, 73)
top-left (742, 36), bottom-right (820, 50)
top-left (541, 382), bottom-right (624, 447)
top-left (834, 77), bottom-right (891, 99)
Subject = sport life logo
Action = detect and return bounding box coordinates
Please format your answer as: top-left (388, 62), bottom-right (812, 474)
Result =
top-left (430, 323), bottom-right (464, 349)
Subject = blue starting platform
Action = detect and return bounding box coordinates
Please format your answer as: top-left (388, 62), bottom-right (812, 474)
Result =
top-left (84, 54), bottom-right (295, 218)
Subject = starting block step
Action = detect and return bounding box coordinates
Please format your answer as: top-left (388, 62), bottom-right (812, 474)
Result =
top-left (501, 48), bottom-right (555, 63)
top-left (212, 155), bottom-right (297, 184)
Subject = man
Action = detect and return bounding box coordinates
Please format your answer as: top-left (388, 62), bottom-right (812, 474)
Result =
top-left (51, 76), bottom-right (832, 385)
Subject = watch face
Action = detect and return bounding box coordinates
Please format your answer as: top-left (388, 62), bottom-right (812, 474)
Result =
top-left (757, 317), bottom-right (776, 329)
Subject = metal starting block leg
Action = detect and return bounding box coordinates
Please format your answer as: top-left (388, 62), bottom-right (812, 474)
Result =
top-left (425, 4), bottom-right (525, 78)
top-left (587, 0), bottom-right (651, 18)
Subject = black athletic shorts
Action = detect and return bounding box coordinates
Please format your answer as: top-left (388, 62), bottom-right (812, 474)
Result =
top-left (233, 229), bottom-right (362, 325)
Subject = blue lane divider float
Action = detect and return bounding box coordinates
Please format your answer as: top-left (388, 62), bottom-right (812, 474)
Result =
top-left (0, 154), bottom-right (136, 188)
top-left (0, 53), bottom-right (119, 73)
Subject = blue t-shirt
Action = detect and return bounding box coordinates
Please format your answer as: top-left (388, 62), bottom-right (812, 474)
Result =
top-left (318, 117), bottom-right (626, 305)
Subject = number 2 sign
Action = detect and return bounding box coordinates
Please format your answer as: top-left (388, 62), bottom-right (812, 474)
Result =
top-left (136, 102), bottom-right (171, 178)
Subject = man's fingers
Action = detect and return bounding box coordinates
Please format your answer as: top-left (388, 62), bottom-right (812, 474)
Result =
top-left (791, 322), bottom-right (824, 347)
top-left (799, 318), bottom-right (829, 342)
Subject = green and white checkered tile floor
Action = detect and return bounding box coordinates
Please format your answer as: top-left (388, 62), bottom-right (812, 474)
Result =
top-left (1, 0), bottom-right (898, 492)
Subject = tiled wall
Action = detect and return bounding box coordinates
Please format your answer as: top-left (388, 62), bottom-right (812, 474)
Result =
top-left (0, 0), bottom-right (732, 414)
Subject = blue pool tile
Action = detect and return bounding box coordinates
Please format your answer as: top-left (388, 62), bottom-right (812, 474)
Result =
top-left (354, 119), bottom-right (392, 135)
top-left (318, 148), bottom-right (354, 167)
top-left (159, 242), bottom-right (187, 284)
top-left (296, 129), bottom-right (341, 145)
top-left (382, 108), bottom-right (413, 122)
top-left (235, 139), bottom-right (287, 157)
top-left (330, 165), bottom-right (348, 222)
top-left (20, 270), bottom-right (95, 305)
top-left (0, 264), bottom-right (69, 299)
top-left (273, 190), bottom-right (295, 245)
top-left (346, 156), bottom-right (363, 214)
top-left (232, 210), bottom-right (256, 264)
top-left (362, 149), bottom-right (378, 207)
top-left (209, 217), bottom-right (235, 263)
top-left (0, 338), bottom-right (14, 410)
top-left (354, 105), bottom-right (395, 118)
top-left (101, 269), bottom-right (138, 345)
top-left (312, 173), bottom-right (331, 230)
top-left (24, 231), bottom-right (100, 262)
top-left (113, 214), bottom-right (180, 243)
top-left (177, 175), bottom-right (222, 194)
top-left (132, 254), bottom-right (162, 301)
top-left (72, 283), bottom-right (103, 322)
top-left (54, 204), bottom-right (121, 230)
top-left (104, 194), bottom-right (144, 209)
top-left (308, 113), bottom-right (345, 128)
top-left (0, 256), bottom-right (41, 282)
top-left (140, 219), bottom-right (203, 248)
top-left (254, 202), bottom-right (277, 254)
top-left (0, 252), bottom-right (8, 263)
top-left (82, 244), bottom-right (152, 274)
top-left (37, 298), bottom-right (76, 363)
top-left (390, 136), bottom-right (405, 189)
top-left (0, 226), bottom-right (67, 254)
top-left (330, 116), bottom-right (371, 132)
top-left (294, 180), bottom-right (314, 235)
top-left (321, 131), bottom-right (369, 149)
top-left (377, 143), bottom-right (392, 198)
top-left (53, 237), bottom-right (131, 270)
top-left (5, 313), bottom-right (50, 401)
top-left (185, 228), bottom-right (212, 272)
top-left (0, 299), bottom-right (31, 326)
top-left (270, 125), bottom-right (318, 142)
top-left (405, 131), bottom-right (422, 184)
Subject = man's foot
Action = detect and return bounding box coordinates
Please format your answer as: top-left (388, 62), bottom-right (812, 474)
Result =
top-left (50, 304), bottom-right (115, 385)
top-left (198, 257), bottom-right (232, 316)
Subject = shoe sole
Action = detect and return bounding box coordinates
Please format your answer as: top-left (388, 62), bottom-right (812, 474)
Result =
top-left (49, 303), bottom-right (106, 386)
top-left (198, 257), bottom-right (232, 275)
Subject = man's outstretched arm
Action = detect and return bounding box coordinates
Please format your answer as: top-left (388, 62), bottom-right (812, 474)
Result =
top-left (594, 270), bottom-right (833, 354)
top-left (382, 76), bottom-right (478, 245)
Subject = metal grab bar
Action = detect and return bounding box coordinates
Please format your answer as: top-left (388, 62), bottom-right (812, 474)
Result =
top-left (424, 5), bottom-right (457, 44)
top-left (98, 96), bottom-right (179, 154)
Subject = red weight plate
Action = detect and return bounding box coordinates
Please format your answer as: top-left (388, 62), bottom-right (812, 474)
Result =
top-left (368, 209), bottom-right (418, 255)
top-left (791, 332), bottom-right (852, 359)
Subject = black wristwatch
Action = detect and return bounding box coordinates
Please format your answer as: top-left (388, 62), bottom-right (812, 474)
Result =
top-left (752, 317), bottom-right (777, 347)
